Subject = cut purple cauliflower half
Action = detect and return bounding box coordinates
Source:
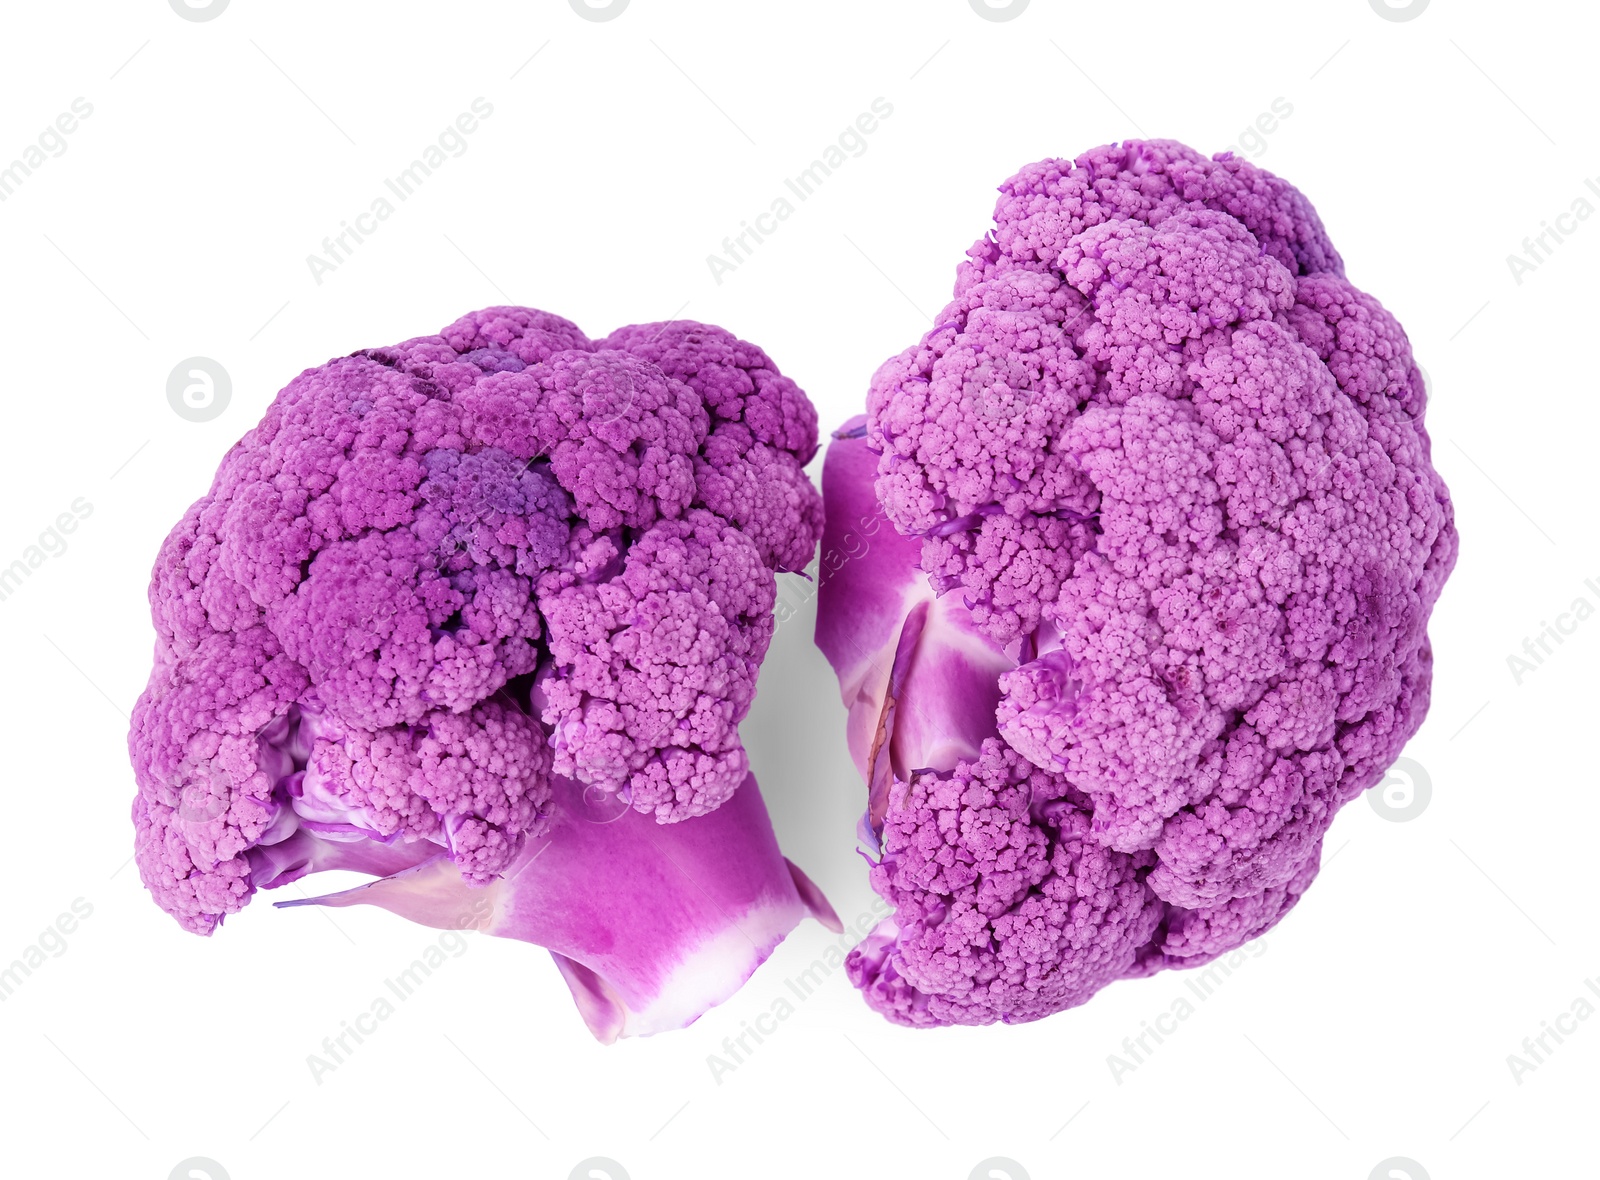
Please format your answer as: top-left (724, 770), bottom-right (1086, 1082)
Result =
top-left (817, 140), bottom-right (1456, 1028)
top-left (129, 306), bottom-right (838, 1040)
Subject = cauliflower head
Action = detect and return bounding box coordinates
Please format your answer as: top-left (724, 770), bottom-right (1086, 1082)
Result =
top-left (817, 140), bottom-right (1457, 1027)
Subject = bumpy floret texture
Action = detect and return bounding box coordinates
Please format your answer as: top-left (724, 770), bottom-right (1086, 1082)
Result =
top-left (835, 140), bottom-right (1456, 1025)
top-left (297, 699), bottom-right (551, 885)
top-left (536, 510), bottom-right (778, 819)
top-left (853, 740), bottom-right (1166, 1026)
top-left (130, 308), bottom-right (821, 934)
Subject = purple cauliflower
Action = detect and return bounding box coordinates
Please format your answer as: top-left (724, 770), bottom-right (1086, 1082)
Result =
top-left (129, 306), bottom-right (837, 1039)
top-left (816, 140), bottom-right (1456, 1027)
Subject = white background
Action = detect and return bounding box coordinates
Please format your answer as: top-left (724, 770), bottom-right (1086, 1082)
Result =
top-left (0, 1), bottom-right (1593, 1177)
